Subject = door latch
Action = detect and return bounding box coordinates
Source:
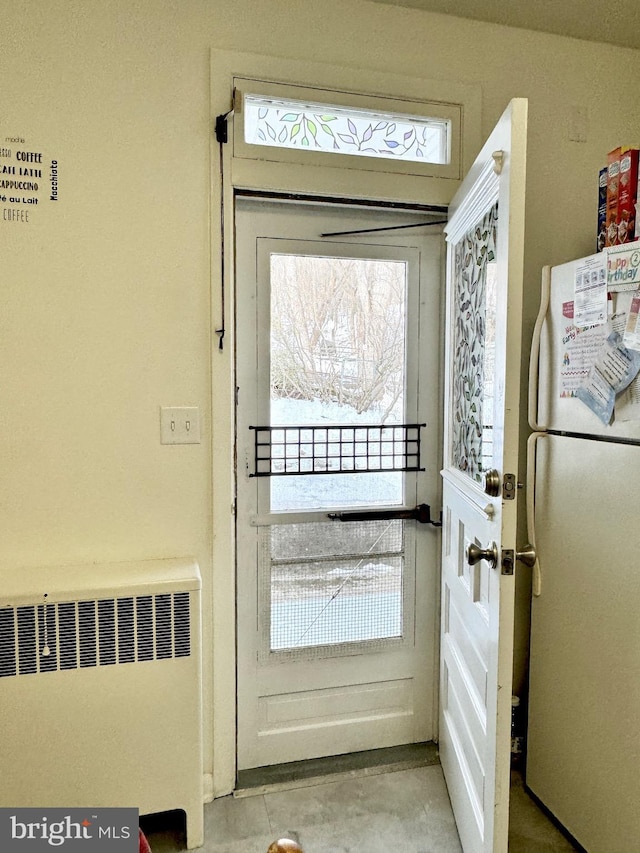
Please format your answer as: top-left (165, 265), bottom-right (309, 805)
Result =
top-left (502, 473), bottom-right (517, 500)
top-left (502, 544), bottom-right (537, 575)
top-left (501, 549), bottom-right (515, 575)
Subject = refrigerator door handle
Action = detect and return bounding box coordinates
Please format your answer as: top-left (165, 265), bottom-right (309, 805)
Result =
top-left (527, 432), bottom-right (543, 595)
top-left (528, 265), bottom-right (551, 432)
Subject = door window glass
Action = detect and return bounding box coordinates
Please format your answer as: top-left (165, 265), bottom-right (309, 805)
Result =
top-left (269, 252), bottom-right (408, 511)
top-left (245, 93), bottom-right (450, 165)
top-left (450, 202), bottom-right (498, 482)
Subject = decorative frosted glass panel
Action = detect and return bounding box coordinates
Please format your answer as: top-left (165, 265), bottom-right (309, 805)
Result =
top-left (244, 94), bottom-right (450, 165)
top-left (451, 203), bottom-right (498, 482)
top-left (262, 520), bottom-right (404, 653)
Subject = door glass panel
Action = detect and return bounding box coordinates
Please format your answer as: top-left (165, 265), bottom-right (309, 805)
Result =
top-left (450, 202), bottom-right (498, 482)
top-left (244, 93), bottom-right (451, 165)
top-left (262, 520), bottom-right (405, 654)
top-left (270, 252), bottom-right (407, 511)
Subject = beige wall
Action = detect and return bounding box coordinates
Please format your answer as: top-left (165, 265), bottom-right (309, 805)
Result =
top-left (3, 0), bottom-right (639, 791)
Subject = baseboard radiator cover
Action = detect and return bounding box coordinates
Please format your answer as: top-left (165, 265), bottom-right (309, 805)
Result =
top-left (0, 558), bottom-right (204, 849)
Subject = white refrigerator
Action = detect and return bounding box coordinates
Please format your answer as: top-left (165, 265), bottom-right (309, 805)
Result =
top-left (526, 255), bottom-right (640, 853)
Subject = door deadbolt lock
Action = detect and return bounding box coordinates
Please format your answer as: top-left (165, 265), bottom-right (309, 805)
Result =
top-left (466, 541), bottom-right (499, 569)
top-left (484, 469), bottom-right (517, 500)
top-left (483, 469), bottom-right (501, 497)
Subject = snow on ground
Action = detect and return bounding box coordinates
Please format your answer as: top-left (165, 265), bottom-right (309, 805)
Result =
top-left (268, 397), bottom-right (406, 650)
top-left (270, 397), bottom-right (404, 510)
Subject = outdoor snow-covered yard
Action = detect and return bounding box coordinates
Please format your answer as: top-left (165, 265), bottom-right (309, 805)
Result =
top-left (270, 397), bottom-right (405, 511)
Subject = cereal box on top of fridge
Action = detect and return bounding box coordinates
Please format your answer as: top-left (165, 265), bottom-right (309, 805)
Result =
top-left (606, 147), bottom-right (621, 246)
top-left (597, 166), bottom-right (607, 252)
top-left (617, 147), bottom-right (640, 245)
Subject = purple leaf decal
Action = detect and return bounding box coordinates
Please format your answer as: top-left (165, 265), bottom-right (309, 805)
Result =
top-left (384, 140), bottom-right (400, 148)
top-left (348, 119), bottom-right (357, 136)
top-left (404, 130), bottom-right (413, 140)
top-left (363, 124), bottom-right (373, 142)
top-left (338, 134), bottom-right (356, 145)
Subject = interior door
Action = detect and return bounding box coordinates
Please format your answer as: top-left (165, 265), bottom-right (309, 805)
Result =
top-left (439, 99), bottom-right (528, 853)
top-left (235, 197), bottom-right (443, 771)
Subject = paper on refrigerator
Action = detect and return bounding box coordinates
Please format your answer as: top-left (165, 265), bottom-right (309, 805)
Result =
top-left (606, 240), bottom-right (640, 292)
top-left (617, 290), bottom-right (640, 420)
top-left (574, 255), bottom-right (607, 326)
top-left (576, 331), bottom-right (640, 424)
top-left (622, 290), bottom-right (640, 351)
top-left (558, 301), bottom-right (606, 397)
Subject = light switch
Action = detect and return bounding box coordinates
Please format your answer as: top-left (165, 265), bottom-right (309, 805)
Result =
top-left (160, 406), bottom-right (201, 444)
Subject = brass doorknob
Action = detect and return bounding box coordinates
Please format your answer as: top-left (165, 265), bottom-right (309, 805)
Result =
top-left (516, 544), bottom-right (537, 568)
top-left (466, 541), bottom-right (498, 569)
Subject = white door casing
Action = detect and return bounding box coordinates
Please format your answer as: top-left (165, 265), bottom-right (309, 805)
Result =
top-left (235, 198), bottom-right (443, 770)
top-left (439, 99), bottom-right (528, 853)
top-left (210, 49), bottom-right (481, 796)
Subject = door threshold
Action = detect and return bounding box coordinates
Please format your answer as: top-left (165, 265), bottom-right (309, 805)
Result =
top-left (234, 741), bottom-right (439, 798)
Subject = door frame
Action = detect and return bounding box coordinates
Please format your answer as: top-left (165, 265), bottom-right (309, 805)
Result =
top-left (234, 197), bottom-right (446, 770)
top-left (210, 48), bottom-right (482, 796)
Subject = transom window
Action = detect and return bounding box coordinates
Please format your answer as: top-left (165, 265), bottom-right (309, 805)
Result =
top-left (244, 93), bottom-right (450, 165)
top-left (233, 78), bottom-right (462, 181)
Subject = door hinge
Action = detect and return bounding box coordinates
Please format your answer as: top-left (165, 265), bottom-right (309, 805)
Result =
top-left (503, 473), bottom-right (516, 500)
top-left (501, 549), bottom-right (515, 575)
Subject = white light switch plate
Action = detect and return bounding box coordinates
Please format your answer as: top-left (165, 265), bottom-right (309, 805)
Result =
top-left (160, 406), bottom-right (201, 444)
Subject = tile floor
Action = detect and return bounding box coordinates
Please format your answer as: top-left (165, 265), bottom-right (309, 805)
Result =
top-left (141, 763), bottom-right (578, 853)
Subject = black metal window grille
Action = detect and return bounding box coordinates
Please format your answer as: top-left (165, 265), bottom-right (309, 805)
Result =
top-left (250, 423), bottom-right (425, 477)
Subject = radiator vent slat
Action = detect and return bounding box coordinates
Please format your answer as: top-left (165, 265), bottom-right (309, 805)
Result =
top-left (79, 600), bottom-right (97, 669)
top-left (174, 592), bottom-right (191, 658)
top-left (0, 591), bottom-right (191, 679)
top-left (18, 607), bottom-right (37, 675)
top-left (155, 594), bottom-right (173, 660)
top-left (136, 595), bottom-right (154, 662)
top-left (98, 599), bottom-right (116, 666)
top-left (0, 608), bottom-right (16, 677)
top-left (117, 597), bottom-right (135, 664)
top-left (58, 602), bottom-right (78, 670)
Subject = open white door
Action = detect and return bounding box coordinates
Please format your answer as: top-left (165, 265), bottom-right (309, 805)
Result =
top-left (439, 99), bottom-right (528, 853)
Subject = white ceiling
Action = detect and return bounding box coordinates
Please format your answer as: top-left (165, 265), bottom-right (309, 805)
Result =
top-left (367, 0), bottom-right (640, 51)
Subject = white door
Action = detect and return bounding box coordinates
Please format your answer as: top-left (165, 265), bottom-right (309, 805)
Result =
top-left (235, 197), bottom-right (443, 771)
top-left (439, 99), bottom-right (528, 853)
